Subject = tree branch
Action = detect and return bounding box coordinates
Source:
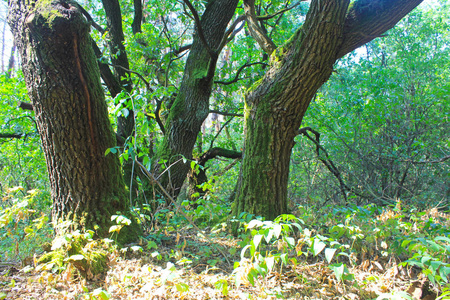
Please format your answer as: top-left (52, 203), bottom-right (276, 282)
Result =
top-left (217, 15), bottom-right (246, 52)
top-left (209, 110), bottom-right (243, 117)
top-left (298, 127), bottom-right (368, 201)
top-left (198, 147), bottom-right (242, 166)
top-left (257, 2), bottom-right (303, 21)
top-left (72, 2), bottom-right (105, 34)
top-left (214, 61), bottom-right (268, 85)
top-left (107, 63), bottom-right (151, 91)
top-left (243, 0), bottom-right (276, 55)
top-left (91, 39), bottom-right (122, 98)
top-left (182, 0), bottom-right (215, 58)
top-left (18, 101), bottom-right (33, 111)
top-left (0, 132), bottom-right (26, 139)
top-left (407, 155), bottom-right (450, 164)
top-left (209, 117), bottom-right (234, 149)
top-left (131, 0), bottom-right (143, 34)
top-left (336, 0), bottom-right (423, 59)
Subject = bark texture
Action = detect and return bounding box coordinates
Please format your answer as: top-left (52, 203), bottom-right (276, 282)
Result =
top-left (155, 0), bottom-right (238, 196)
top-left (8, 0), bottom-right (133, 238)
top-left (234, 0), bottom-right (423, 220)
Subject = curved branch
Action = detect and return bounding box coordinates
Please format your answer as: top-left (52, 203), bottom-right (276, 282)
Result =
top-left (214, 62), bottom-right (268, 85)
top-left (107, 63), bottom-right (151, 91)
top-left (298, 127), bottom-right (366, 201)
top-left (154, 99), bottom-right (166, 134)
top-left (257, 2), bottom-right (303, 21)
top-left (198, 147), bottom-right (242, 165)
top-left (336, 0), bottom-right (423, 59)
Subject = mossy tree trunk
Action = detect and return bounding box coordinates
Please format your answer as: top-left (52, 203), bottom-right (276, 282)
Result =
top-left (154, 0), bottom-right (238, 196)
top-left (8, 0), bottom-right (134, 238)
top-left (234, 0), bottom-right (423, 219)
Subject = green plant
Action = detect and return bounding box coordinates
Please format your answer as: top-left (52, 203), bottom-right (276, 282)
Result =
top-left (0, 186), bottom-right (52, 262)
top-left (37, 223), bottom-right (118, 278)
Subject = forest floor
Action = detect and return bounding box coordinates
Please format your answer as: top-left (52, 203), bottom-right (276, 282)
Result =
top-left (1, 205), bottom-right (448, 300)
top-left (0, 229), bottom-right (440, 300)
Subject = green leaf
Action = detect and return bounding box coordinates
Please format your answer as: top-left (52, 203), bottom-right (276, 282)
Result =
top-left (285, 236), bottom-right (295, 248)
top-left (272, 223), bottom-right (282, 239)
top-left (175, 283), bottom-right (190, 292)
top-left (329, 263), bottom-right (345, 282)
top-left (325, 248), bottom-right (337, 264)
top-left (66, 254), bottom-right (85, 261)
top-left (434, 236), bottom-right (450, 243)
top-left (253, 234), bottom-right (263, 249)
top-left (92, 288), bottom-right (111, 300)
top-left (313, 240), bottom-right (326, 256)
top-left (265, 256), bottom-right (275, 272)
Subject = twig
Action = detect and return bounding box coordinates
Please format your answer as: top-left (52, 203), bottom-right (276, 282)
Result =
top-left (209, 117), bottom-right (234, 149)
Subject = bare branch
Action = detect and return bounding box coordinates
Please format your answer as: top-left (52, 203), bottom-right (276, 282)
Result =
top-left (18, 101), bottom-right (33, 111)
top-left (257, 2), bottom-right (303, 21)
top-left (214, 61), bottom-right (268, 85)
top-left (107, 63), bottom-right (151, 91)
top-left (209, 110), bottom-right (243, 117)
top-left (407, 155), bottom-right (450, 164)
top-left (0, 132), bottom-right (26, 139)
top-left (297, 127), bottom-right (368, 201)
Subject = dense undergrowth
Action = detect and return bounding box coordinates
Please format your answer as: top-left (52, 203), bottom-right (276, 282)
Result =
top-left (1, 186), bottom-right (449, 299)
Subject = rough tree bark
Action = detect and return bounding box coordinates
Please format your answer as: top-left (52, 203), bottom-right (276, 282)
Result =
top-left (234, 0), bottom-right (423, 220)
top-left (8, 0), bottom-right (137, 239)
top-left (154, 0), bottom-right (238, 196)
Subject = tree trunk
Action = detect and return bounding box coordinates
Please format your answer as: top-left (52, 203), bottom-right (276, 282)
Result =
top-left (234, 0), bottom-right (423, 219)
top-left (8, 0), bottom-right (135, 238)
top-left (155, 0), bottom-right (238, 196)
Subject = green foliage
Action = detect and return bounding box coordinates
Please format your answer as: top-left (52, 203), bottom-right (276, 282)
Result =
top-left (235, 202), bottom-right (449, 296)
top-left (0, 186), bottom-right (52, 262)
top-left (0, 72), bottom-right (47, 191)
top-left (293, 3), bottom-right (450, 207)
top-left (233, 213), bottom-right (354, 288)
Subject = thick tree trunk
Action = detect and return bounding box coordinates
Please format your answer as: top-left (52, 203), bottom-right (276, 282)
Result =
top-left (155, 0), bottom-right (238, 196)
top-left (234, 0), bottom-right (423, 219)
top-left (8, 0), bottom-right (134, 238)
